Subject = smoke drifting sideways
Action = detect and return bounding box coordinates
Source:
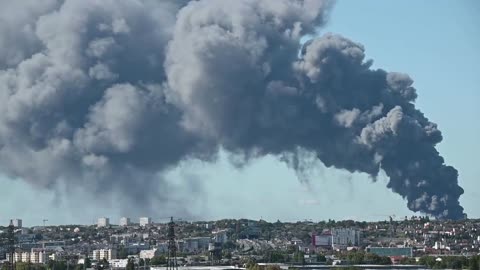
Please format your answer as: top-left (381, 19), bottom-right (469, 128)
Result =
top-left (0, 0), bottom-right (465, 219)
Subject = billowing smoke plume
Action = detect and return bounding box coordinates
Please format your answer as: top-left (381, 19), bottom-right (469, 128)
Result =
top-left (0, 0), bottom-right (464, 219)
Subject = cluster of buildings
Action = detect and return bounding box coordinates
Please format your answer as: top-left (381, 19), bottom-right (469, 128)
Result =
top-left (5, 249), bottom-right (47, 264)
top-left (0, 217), bottom-right (479, 268)
top-left (312, 228), bottom-right (362, 250)
top-left (97, 217), bottom-right (153, 228)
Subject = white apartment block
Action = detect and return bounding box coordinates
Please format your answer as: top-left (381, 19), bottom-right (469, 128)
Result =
top-left (139, 217), bottom-right (152, 227)
top-left (212, 230), bottom-right (228, 244)
top-left (21, 252), bottom-right (30, 262)
top-left (120, 217), bottom-right (131, 226)
top-left (11, 252), bottom-right (22, 262)
top-left (97, 217), bottom-right (110, 228)
top-left (6, 252), bottom-right (21, 263)
top-left (12, 219), bottom-right (23, 228)
top-left (182, 237), bottom-right (211, 253)
top-left (7, 251), bottom-right (46, 264)
top-left (30, 251), bottom-right (47, 264)
top-left (91, 249), bottom-right (117, 261)
top-left (331, 228), bottom-right (361, 249)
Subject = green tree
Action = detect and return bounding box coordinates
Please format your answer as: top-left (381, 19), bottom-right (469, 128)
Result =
top-left (347, 251), bottom-right (365, 264)
top-left (364, 253), bottom-right (380, 264)
top-left (398, 257), bottom-right (416, 265)
top-left (469, 256), bottom-right (479, 270)
top-left (436, 256), bottom-right (469, 269)
top-left (419, 256), bottom-right (436, 268)
top-left (433, 260), bottom-right (447, 269)
top-left (97, 258), bottom-right (109, 270)
top-left (268, 251), bottom-right (286, 263)
top-left (223, 251), bottom-right (232, 259)
top-left (84, 258), bottom-right (92, 268)
top-left (223, 241), bottom-right (236, 250)
top-left (118, 246), bottom-right (128, 259)
top-left (47, 260), bottom-right (67, 270)
top-left (150, 255), bottom-right (166, 266)
top-left (266, 265), bottom-right (282, 270)
top-left (245, 258), bottom-right (256, 269)
top-left (379, 256), bottom-right (392, 265)
top-left (293, 251), bottom-right (305, 264)
top-left (15, 262), bottom-right (30, 270)
top-left (126, 259), bottom-right (135, 270)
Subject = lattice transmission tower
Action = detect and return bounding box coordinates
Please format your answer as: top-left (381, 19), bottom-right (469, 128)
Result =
top-left (166, 217), bottom-right (178, 270)
top-left (7, 220), bottom-right (15, 270)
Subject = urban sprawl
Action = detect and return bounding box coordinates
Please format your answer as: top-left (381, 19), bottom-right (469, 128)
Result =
top-left (1, 217), bottom-right (480, 270)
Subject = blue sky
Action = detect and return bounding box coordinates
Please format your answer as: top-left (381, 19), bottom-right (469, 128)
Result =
top-left (0, 0), bottom-right (479, 226)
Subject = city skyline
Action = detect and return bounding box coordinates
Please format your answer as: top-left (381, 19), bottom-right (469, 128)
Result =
top-left (0, 0), bottom-right (479, 225)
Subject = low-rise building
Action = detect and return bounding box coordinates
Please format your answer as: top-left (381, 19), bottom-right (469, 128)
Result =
top-left (125, 243), bottom-right (150, 254)
top-left (139, 249), bottom-right (161, 259)
top-left (109, 259), bottom-right (129, 268)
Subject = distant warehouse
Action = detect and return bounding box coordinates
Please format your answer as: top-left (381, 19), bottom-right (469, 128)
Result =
top-left (367, 247), bottom-right (413, 257)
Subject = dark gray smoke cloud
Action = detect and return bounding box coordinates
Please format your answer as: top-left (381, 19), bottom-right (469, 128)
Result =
top-left (0, 0), bottom-right (464, 219)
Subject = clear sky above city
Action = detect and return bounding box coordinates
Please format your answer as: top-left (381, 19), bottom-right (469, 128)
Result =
top-left (0, 0), bottom-right (478, 226)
